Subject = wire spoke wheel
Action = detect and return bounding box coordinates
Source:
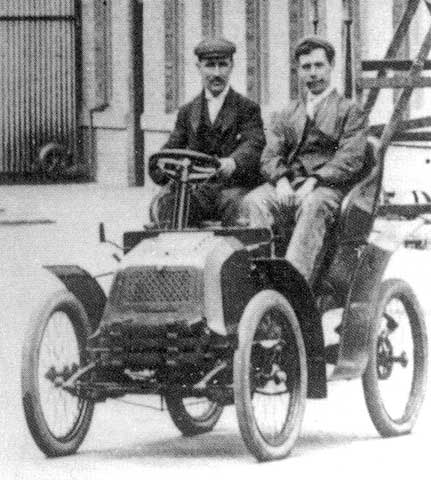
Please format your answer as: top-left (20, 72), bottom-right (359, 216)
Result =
top-left (165, 391), bottom-right (223, 436)
top-left (234, 290), bottom-right (307, 462)
top-left (38, 312), bottom-right (82, 437)
top-left (363, 279), bottom-right (428, 436)
top-left (21, 290), bottom-right (94, 457)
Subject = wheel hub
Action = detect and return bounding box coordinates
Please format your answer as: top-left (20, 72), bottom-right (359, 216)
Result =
top-left (44, 363), bottom-right (79, 387)
top-left (253, 340), bottom-right (290, 393)
top-left (377, 334), bottom-right (408, 380)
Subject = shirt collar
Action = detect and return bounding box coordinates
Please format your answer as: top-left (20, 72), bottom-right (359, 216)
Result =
top-left (306, 86), bottom-right (335, 106)
top-left (205, 84), bottom-right (230, 102)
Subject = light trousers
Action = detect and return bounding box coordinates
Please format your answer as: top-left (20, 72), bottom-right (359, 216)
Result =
top-left (242, 182), bottom-right (344, 282)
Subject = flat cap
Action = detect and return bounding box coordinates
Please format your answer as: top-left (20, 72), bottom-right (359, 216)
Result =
top-left (294, 35), bottom-right (335, 62)
top-left (194, 37), bottom-right (236, 59)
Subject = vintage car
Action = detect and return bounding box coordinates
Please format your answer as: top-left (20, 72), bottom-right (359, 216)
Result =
top-left (21, 146), bottom-right (428, 462)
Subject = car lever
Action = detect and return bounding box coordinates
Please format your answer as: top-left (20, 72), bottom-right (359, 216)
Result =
top-left (99, 222), bottom-right (124, 254)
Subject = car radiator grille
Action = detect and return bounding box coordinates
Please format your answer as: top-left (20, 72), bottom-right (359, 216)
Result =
top-left (112, 267), bottom-right (201, 311)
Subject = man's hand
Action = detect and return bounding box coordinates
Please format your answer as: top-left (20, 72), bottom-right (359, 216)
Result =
top-left (218, 157), bottom-right (237, 178)
top-left (276, 177), bottom-right (295, 206)
top-left (294, 177), bottom-right (318, 204)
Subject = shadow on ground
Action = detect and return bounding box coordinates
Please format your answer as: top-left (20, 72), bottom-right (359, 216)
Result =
top-left (77, 427), bottom-right (377, 463)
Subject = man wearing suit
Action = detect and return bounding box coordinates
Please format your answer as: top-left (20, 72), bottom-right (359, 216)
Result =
top-left (149, 37), bottom-right (266, 227)
top-left (243, 36), bottom-right (368, 283)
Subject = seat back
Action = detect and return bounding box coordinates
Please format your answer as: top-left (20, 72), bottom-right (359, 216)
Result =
top-left (336, 136), bottom-right (383, 245)
top-left (315, 137), bottom-right (383, 298)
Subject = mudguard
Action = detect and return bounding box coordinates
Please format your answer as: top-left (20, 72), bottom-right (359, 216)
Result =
top-left (332, 243), bottom-right (393, 379)
top-left (44, 265), bottom-right (107, 332)
top-left (206, 240), bottom-right (259, 336)
top-left (254, 258), bottom-right (327, 399)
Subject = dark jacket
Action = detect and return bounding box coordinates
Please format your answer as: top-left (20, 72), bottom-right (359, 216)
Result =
top-left (149, 88), bottom-right (266, 188)
top-left (261, 89), bottom-right (368, 190)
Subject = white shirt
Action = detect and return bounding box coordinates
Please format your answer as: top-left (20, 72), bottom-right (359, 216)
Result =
top-left (306, 86), bottom-right (335, 119)
top-left (205, 84), bottom-right (230, 123)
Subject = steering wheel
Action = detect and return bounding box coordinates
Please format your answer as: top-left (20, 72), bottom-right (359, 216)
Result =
top-left (149, 149), bottom-right (220, 183)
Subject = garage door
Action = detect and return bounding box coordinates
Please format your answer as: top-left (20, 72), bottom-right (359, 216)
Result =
top-left (0, 0), bottom-right (79, 181)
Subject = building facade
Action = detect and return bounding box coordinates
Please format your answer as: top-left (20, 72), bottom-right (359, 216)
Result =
top-left (0, 0), bottom-right (430, 188)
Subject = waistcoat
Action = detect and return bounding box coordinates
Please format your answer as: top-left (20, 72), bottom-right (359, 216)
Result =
top-left (289, 116), bottom-right (339, 180)
top-left (196, 99), bottom-right (223, 157)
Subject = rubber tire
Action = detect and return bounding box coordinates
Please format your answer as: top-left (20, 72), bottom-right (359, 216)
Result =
top-left (21, 289), bottom-right (95, 457)
top-left (234, 289), bottom-right (307, 462)
top-left (165, 391), bottom-right (223, 436)
top-left (362, 279), bottom-right (428, 437)
top-left (37, 142), bottom-right (68, 180)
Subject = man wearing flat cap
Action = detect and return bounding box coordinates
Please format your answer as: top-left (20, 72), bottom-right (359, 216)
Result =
top-left (243, 35), bottom-right (368, 283)
top-left (150, 37), bottom-right (266, 227)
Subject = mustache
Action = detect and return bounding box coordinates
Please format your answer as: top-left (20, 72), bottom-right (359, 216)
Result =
top-left (306, 80), bottom-right (323, 88)
top-left (209, 77), bottom-right (225, 83)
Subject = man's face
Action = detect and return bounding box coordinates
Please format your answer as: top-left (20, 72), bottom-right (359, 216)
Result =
top-left (197, 57), bottom-right (233, 97)
top-left (298, 48), bottom-right (333, 95)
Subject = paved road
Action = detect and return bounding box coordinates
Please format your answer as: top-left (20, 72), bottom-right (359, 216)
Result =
top-left (1, 185), bottom-right (431, 480)
top-left (3, 383), bottom-right (431, 480)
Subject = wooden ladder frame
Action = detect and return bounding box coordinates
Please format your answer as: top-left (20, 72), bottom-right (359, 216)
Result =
top-left (346, 0), bottom-right (431, 154)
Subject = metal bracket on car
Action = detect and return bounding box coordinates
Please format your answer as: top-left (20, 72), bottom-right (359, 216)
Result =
top-left (194, 360), bottom-right (227, 390)
top-left (62, 362), bottom-right (96, 391)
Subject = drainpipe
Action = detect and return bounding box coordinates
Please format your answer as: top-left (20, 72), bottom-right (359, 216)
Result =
top-left (89, 105), bottom-right (108, 180)
top-left (89, 0), bottom-right (111, 178)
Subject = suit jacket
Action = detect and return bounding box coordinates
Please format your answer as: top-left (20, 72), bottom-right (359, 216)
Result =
top-left (150, 88), bottom-right (266, 188)
top-left (261, 89), bottom-right (368, 190)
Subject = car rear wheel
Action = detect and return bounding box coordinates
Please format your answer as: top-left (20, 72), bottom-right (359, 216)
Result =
top-left (234, 289), bottom-right (307, 462)
top-left (165, 391), bottom-right (223, 436)
top-left (21, 290), bottom-right (94, 457)
top-left (362, 279), bottom-right (428, 436)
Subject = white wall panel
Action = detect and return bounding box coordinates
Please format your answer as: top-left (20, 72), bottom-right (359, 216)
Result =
top-left (361, 0), bottom-right (393, 125)
top-left (92, 0), bottom-right (133, 186)
top-left (110, 0), bottom-right (130, 116)
top-left (222, 0), bottom-right (247, 95)
top-left (410, 1), bottom-right (431, 119)
top-left (97, 130), bottom-right (129, 185)
top-left (325, 0), bottom-right (344, 94)
top-left (267, 0), bottom-right (290, 111)
top-left (143, 0), bottom-right (166, 115)
top-left (384, 144), bottom-right (431, 194)
top-left (80, 0), bottom-right (130, 128)
top-left (184, 0), bottom-right (203, 101)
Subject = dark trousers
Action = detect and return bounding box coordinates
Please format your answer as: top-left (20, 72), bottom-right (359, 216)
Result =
top-left (155, 183), bottom-right (249, 228)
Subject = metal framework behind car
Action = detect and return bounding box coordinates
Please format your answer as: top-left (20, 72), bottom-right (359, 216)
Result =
top-left (337, 0), bottom-right (431, 218)
top-left (350, 0), bottom-right (431, 149)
